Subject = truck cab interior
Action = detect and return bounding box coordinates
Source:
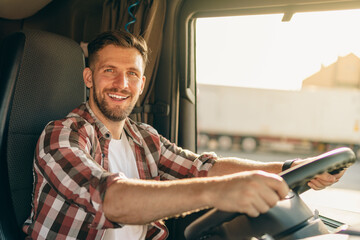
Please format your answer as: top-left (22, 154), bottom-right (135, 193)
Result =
top-left (1, 0), bottom-right (360, 239)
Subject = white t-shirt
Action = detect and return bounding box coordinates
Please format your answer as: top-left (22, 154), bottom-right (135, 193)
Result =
top-left (103, 133), bottom-right (147, 240)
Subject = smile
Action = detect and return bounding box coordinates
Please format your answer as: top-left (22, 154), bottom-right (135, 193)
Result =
top-left (108, 93), bottom-right (129, 101)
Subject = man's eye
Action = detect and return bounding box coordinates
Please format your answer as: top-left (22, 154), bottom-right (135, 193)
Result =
top-left (104, 69), bottom-right (113, 73)
top-left (129, 72), bottom-right (136, 76)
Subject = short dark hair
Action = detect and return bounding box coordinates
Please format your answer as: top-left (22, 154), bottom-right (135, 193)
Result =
top-left (87, 30), bottom-right (148, 69)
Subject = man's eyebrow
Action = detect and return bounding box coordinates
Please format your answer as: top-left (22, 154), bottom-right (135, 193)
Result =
top-left (98, 64), bottom-right (116, 69)
top-left (128, 67), bottom-right (141, 73)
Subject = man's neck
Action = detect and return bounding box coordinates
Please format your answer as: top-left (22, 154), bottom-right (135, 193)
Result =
top-left (102, 118), bottom-right (125, 140)
top-left (88, 101), bottom-right (125, 140)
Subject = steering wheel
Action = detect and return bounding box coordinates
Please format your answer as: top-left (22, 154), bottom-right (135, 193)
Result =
top-left (184, 147), bottom-right (356, 240)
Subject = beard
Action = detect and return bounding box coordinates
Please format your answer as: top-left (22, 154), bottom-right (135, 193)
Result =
top-left (92, 82), bottom-right (139, 122)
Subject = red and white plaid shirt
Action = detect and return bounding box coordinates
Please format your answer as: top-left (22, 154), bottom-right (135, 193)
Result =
top-left (23, 102), bottom-right (216, 240)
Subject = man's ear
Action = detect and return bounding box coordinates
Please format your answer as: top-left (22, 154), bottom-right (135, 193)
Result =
top-left (140, 75), bottom-right (146, 95)
top-left (83, 67), bottom-right (93, 88)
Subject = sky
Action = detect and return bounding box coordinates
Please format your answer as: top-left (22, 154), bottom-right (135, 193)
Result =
top-left (196, 9), bottom-right (360, 90)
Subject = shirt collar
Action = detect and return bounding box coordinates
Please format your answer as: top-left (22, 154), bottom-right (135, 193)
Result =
top-left (83, 102), bottom-right (142, 146)
top-left (123, 118), bottom-right (143, 146)
top-left (83, 102), bottom-right (110, 139)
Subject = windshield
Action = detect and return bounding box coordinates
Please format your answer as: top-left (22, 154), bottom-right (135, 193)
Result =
top-left (196, 9), bottom-right (360, 229)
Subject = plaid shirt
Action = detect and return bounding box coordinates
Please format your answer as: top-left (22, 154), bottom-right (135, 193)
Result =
top-left (23, 102), bottom-right (216, 240)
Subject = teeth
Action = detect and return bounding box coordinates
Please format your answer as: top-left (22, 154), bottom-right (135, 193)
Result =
top-left (108, 93), bottom-right (128, 100)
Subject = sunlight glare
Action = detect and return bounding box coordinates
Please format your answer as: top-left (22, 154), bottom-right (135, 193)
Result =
top-left (196, 9), bottom-right (360, 90)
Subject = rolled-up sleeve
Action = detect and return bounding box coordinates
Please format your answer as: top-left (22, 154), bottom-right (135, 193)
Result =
top-left (157, 135), bottom-right (217, 180)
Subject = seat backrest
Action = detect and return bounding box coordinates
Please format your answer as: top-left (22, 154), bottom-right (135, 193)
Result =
top-left (0, 30), bottom-right (86, 239)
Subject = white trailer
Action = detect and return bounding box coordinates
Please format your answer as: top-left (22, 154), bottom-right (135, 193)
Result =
top-left (197, 83), bottom-right (360, 154)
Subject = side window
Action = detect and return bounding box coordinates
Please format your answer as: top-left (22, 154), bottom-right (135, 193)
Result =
top-left (195, 10), bottom-right (360, 224)
top-left (196, 10), bottom-right (360, 159)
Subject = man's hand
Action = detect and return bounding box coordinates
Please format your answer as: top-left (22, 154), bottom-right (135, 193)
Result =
top-left (211, 170), bottom-right (289, 217)
top-left (292, 159), bottom-right (346, 190)
top-left (307, 170), bottom-right (345, 190)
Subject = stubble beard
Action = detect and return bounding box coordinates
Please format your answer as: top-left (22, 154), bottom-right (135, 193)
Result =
top-left (92, 82), bottom-right (138, 122)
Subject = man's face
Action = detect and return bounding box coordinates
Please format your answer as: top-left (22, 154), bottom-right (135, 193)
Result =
top-left (84, 45), bottom-right (146, 122)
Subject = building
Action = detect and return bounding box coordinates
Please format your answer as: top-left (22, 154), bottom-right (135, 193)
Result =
top-left (302, 53), bottom-right (360, 89)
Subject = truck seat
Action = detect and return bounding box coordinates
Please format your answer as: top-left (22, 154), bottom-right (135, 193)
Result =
top-left (0, 30), bottom-right (86, 239)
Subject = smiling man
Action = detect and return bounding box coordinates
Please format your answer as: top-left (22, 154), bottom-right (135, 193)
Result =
top-left (83, 43), bottom-right (146, 139)
top-left (23, 30), bottom-right (344, 240)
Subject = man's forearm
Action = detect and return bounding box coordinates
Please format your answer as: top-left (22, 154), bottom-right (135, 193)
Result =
top-left (102, 158), bottom-right (285, 224)
top-left (103, 177), bottom-right (214, 224)
top-left (103, 170), bottom-right (289, 224)
top-left (208, 157), bottom-right (283, 177)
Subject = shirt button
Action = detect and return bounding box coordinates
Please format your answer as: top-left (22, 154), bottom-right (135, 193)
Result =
top-left (105, 133), bottom-right (110, 138)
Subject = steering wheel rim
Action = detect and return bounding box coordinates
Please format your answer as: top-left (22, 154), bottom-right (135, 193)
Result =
top-left (184, 147), bottom-right (356, 240)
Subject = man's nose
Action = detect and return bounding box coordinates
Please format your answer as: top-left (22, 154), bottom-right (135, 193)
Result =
top-left (113, 72), bottom-right (129, 88)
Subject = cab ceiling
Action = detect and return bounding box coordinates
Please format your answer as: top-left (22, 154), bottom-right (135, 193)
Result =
top-left (0, 0), bottom-right (52, 19)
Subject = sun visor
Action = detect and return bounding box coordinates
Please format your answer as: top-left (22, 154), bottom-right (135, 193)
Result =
top-left (0, 0), bottom-right (52, 20)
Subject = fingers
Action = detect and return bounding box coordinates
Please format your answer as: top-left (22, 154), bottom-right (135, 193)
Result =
top-left (291, 159), bottom-right (346, 191)
top-left (259, 171), bottom-right (289, 200)
top-left (218, 171), bottom-right (289, 217)
top-left (246, 197), bottom-right (274, 217)
top-left (308, 179), bottom-right (326, 190)
top-left (307, 169), bottom-right (346, 190)
top-left (234, 192), bottom-right (275, 218)
top-left (247, 182), bottom-right (283, 217)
